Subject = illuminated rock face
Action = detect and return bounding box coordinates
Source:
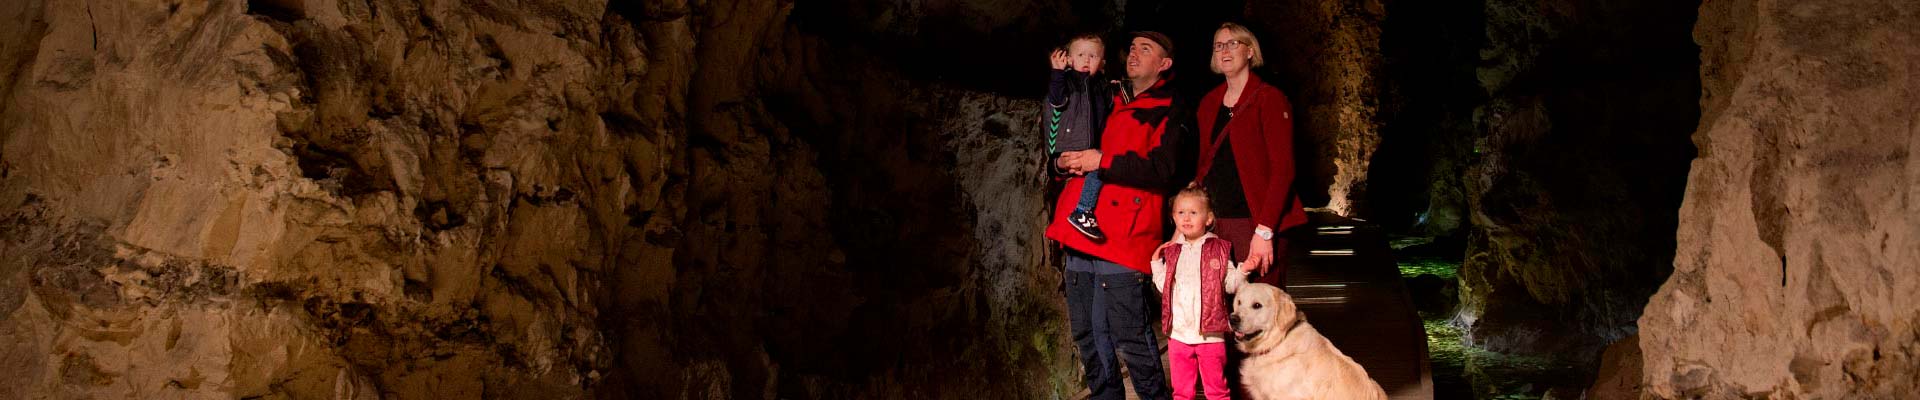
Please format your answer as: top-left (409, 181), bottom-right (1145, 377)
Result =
top-left (1636, 0), bottom-right (1920, 397)
top-left (0, 0), bottom-right (1084, 398)
top-left (1243, 0), bottom-right (1387, 218)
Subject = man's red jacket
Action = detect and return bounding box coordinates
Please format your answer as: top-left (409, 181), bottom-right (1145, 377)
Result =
top-left (1048, 78), bottom-right (1189, 273)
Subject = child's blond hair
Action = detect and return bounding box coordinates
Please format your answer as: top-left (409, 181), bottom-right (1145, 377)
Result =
top-left (1174, 187), bottom-right (1212, 212)
top-left (1068, 33), bottom-right (1104, 49)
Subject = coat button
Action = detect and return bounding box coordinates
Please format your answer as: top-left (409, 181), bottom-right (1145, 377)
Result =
top-left (1134, 197), bottom-right (1142, 204)
top-left (1109, 200), bottom-right (1118, 206)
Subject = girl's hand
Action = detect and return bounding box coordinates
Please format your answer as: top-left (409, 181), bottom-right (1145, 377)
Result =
top-left (1244, 235), bottom-right (1273, 275)
top-left (1050, 49), bottom-right (1069, 70)
top-left (1152, 242), bottom-right (1176, 263)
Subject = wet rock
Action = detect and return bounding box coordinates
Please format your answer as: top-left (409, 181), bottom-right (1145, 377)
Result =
top-left (1406, 273), bottom-right (1460, 315)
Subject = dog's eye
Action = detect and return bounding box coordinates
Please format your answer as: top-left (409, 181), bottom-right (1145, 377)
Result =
top-left (1252, 303), bottom-right (1263, 310)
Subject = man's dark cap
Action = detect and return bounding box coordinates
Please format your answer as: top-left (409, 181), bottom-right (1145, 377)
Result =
top-left (1130, 31), bottom-right (1175, 58)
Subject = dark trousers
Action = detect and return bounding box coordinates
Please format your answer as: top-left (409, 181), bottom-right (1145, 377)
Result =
top-left (1064, 251), bottom-right (1170, 400)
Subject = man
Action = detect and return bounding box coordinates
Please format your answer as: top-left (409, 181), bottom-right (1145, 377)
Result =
top-left (1050, 31), bottom-right (1190, 400)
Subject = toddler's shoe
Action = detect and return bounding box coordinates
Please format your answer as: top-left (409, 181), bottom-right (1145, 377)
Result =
top-left (1069, 210), bottom-right (1106, 241)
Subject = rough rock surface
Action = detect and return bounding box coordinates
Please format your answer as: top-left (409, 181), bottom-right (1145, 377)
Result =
top-left (1585, 334), bottom-right (1643, 399)
top-left (0, 0), bottom-right (1076, 398)
top-left (1244, 0), bottom-right (1386, 217)
top-left (1637, 0), bottom-right (1920, 397)
top-left (1453, 0), bottom-right (1700, 366)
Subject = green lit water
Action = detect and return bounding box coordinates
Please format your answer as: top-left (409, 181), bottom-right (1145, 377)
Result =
top-left (1400, 256), bottom-right (1578, 399)
top-left (1398, 258), bottom-right (1460, 279)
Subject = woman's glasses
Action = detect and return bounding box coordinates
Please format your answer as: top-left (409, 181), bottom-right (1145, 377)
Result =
top-left (1212, 40), bottom-right (1246, 52)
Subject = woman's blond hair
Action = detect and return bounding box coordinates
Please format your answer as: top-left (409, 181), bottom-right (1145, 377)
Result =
top-left (1210, 22), bottom-right (1265, 74)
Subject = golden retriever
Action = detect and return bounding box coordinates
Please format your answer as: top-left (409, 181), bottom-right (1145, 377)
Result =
top-left (1231, 283), bottom-right (1389, 400)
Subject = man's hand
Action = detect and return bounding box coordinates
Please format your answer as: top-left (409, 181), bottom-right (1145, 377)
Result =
top-left (1059, 149), bottom-right (1103, 173)
top-left (1050, 49), bottom-right (1069, 70)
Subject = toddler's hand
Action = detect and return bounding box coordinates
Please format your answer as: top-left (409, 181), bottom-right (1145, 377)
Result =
top-left (1050, 49), bottom-right (1069, 70)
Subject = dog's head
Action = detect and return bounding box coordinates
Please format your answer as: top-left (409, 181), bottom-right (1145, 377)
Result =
top-left (1231, 283), bottom-right (1301, 348)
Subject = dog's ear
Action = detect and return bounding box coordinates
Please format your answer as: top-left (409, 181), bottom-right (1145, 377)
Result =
top-left (1270, 289), bottom-right (1300, 335)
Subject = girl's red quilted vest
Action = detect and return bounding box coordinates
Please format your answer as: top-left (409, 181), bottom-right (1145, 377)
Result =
top-left (1159, 237), bottom-right (1235, 335)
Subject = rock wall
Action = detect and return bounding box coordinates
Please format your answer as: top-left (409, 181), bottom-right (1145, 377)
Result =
top-left (1243, 0), bottom-right (1386, 217)
top-left (0, 0), bottom-right (1076, 398)
top-left (1637, 0), bottom-right (1920, 397)
top-left (1, 1), bottom-right (626, 397)
top-left (1453, 0), bottom-right (1700, 365)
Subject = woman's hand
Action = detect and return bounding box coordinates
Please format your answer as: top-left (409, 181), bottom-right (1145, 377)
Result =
top-left (1244, 234), bottom-right (1273, 276)
top-left (1050, 49), bottom-right (1069, 70)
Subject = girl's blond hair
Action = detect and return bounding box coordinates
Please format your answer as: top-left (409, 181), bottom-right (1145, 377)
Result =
top-left (1174, 187), bottom-right (1213, 211)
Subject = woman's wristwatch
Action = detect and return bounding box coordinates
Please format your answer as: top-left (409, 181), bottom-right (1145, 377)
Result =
top-left (1255, 226), bottom-right (1274, 240)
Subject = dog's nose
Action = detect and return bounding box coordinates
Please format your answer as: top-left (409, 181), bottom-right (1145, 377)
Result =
top-left (1229, 315), bottom-right (1240, 326)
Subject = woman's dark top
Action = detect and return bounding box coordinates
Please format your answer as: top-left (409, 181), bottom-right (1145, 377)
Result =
top-left (1204, 104), bottom-right (1252, 218)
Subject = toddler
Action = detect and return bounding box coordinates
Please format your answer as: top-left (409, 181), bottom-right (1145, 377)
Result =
top-left (1046, 33), bottom-right (1113, 240)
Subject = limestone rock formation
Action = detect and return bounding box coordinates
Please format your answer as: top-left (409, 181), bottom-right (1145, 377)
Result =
top-left (1244, 0), bottom-right (1386, 217)
top-left (2, 1), bottom-right (627, 397)
top-left (0, 0), bottom-right (1078, 398)
top-left (1637, 0), bottom-right (1920, 397)
top-left (1453, 0), bottom-right (1700, 367)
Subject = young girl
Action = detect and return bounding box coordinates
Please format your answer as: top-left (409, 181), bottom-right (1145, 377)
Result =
top-left (1152, 187), bottom-right (1250, 400)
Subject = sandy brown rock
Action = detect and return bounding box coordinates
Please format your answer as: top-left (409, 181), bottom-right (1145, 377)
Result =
top-left (1, 0), bottom-right (1081, 399)
top-left (1, 0), bottom-right (636, 397)
top-left (1584, 334), bottom-right (1643, 399)
top-left (1637, 0), bottom-right (1920, 397)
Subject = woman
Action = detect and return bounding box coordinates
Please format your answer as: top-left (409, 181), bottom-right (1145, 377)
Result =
top-left (1194, 22), bottom-right (1308, 286)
